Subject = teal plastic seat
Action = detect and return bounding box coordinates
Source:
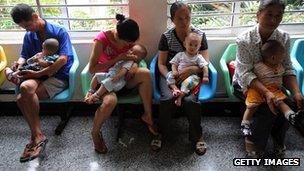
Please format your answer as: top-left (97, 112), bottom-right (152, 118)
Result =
top-left (0, 46), bottom-right (7, 86)
top-left (220, 43), bottom-right (295, 99)
top-left (16, 46), bottom-right (79, 135)
top-left (219, 43), bottom-right (237, 99)
top-left (150, 53), bottom-right (218, 103)
top-left (43, 46), bottom-right (79, 135)
top-left (290, 39), bottom-right (304, 94)
top-left (43, 46), bottom-right (79, 103)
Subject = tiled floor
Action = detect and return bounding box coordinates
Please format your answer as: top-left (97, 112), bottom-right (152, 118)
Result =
top-left (0, 115), bottom-right (303, 171)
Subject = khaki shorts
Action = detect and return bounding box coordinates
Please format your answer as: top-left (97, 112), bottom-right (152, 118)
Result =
top-left (42, 77), bottom-right (68, 99)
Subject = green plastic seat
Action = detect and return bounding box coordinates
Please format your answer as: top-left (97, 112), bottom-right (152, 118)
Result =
top-left (81, 60), bottom-right (148, 141)
top-left (81, 60), bottom-right (147, 104)
top-left (219, 43), bottom-right (237, 99)
top-left (0, 46), bottom-right (7, 86)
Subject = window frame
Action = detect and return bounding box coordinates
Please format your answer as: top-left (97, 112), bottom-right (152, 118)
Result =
top-left (168, 0), bottom-right (304, 36)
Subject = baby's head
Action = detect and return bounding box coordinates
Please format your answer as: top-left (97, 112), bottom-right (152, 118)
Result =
top-left (42, 38), bottom-right (59, 56)
top-left (184, 32), bottom-right (202, 56)
top-left (261, 40), bottom-right (285, 67)
top-left (128, 44), bottom-right (147, 63)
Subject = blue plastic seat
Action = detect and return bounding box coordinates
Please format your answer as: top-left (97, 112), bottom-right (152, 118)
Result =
top-left (290, 39), bottom-right (304, 94)
top-left (150, 53), bottom-right (217, 103)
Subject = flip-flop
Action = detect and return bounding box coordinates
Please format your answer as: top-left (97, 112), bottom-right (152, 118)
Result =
top-left (5, 69), bottom-right (20, 85)
top-left (195, 141), bottom-right (207, 156)
top-left (20, 139), bottom-right (48, 163)
top-left (150, 134), bottom-right (162, 152)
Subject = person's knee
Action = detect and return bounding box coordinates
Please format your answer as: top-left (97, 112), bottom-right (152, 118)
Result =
top-left (19, 83), bottom-right (34, 95)
top-left (102, 95), bottom-right (117, 109)
top-left (138, 68), bottom-right (151, 80)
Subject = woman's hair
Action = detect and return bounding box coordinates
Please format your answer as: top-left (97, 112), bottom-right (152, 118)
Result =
top-left (10, 3), bottom-right (35, 24)
top-left (261, 40), bottom-right (285, 59)
top-left (116, 14), bottom-right (139, 43)
top-left (170, 1), bottom-right (191, 21)
top-left (258, 0), bottom-right (285, 12)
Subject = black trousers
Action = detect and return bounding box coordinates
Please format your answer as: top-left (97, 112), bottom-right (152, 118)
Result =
top-left (158, 76), bottom-right (202, 142)
top-left (234, 84), bottom-right (290, 151)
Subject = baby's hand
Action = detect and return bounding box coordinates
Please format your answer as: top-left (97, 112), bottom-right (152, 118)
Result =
top-left (125, 53), bottom-right (138, 62)
top-left (202, 76), bottom-right (209, 84)
top-left (111, 75), bottom-right (120, 82)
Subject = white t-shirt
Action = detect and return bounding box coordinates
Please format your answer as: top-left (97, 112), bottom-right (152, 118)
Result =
top-left (169, 52), bottom-right (208, 72)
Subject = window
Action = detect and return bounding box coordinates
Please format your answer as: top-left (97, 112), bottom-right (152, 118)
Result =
top-left (0, 0), bottom-right (129, 31)
top-left (168, 0), bottom-right (304, 36)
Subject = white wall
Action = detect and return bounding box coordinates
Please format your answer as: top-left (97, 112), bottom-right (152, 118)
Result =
top-left (129, 0), bottom-right (167, 62)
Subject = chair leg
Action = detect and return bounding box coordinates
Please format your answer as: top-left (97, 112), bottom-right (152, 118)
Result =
top-left (55, 104), bottom-right (73, 135)
top-left (116, 105), bottom-right (125, 142)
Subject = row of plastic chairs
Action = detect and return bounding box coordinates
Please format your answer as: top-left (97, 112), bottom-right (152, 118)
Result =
top-left (0, 39), bottom-right (303, 134)
top-left (219, 39), bottom-right (304, 99)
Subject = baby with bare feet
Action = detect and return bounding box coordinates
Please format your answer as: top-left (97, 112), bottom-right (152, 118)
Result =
top-left (166, 31), bottom-right (209, 106)
top-left (84, 44), bottom-right (147, 104)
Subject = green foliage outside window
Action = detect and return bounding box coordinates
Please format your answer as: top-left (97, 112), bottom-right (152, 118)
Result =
top-left (0, 0), bottom-right (303, 31)
top-left (190, 0), bottom-right (304, 29)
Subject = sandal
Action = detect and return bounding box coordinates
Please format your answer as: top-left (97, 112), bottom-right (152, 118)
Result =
top-left (20, 138), bottom-right (48, 163)
top-left (195, 141), bottom-right (207, 156)
top-left (5, 68), bottom-right (20, 85)
top-left (150, 134), bottom-right (162, 152)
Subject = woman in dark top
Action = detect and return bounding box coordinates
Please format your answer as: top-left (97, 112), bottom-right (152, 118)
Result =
top-left (154, 2), bottom-right (209, 155)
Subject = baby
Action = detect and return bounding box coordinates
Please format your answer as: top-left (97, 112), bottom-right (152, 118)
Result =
top-left (241, 39), bottom-right (303, 136)
top-left (84, 44), bottom-right (147, 104)
top-left (5, 38), bottom-right (59, 84)
top-left (167, 32), bottom-right (209, 106)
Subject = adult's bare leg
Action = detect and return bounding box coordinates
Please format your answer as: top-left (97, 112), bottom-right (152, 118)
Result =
top-left (16, 79), bottom-right (47, 144)
top-left (91, 92), bottom-right (117, 153)
top-left (126, 68), bottom-right (156, 134)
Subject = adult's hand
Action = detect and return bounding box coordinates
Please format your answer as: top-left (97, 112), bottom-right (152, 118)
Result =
top-left (11, 61), bottom-right (20, 71)
top-left (265, 91), bottom-right (278, 115)
top-left (17, 70), bottom-right (40, 79)
top-left (293, 92), bottom-right (304, 110)
top-left (177, 67), bottom-right (193, 83)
